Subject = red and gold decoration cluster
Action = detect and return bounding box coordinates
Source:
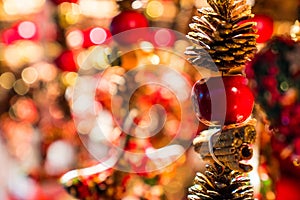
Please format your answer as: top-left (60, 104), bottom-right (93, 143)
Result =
top-left (186, 0), bottom-right (258, 199)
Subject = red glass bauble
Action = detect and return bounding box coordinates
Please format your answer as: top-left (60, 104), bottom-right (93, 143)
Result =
top-left (50, 0), bottom-right (78, 5)
top-left (241, 14), bottom-right (273, 43)
top-left (110, 11), bottom-right (149, 45)
top-left (192, 75), bottom-right (254, 125)
top-left (252, 14), bottom-right (273, 43)
top-left (55, 50), bottom-right (78, 72)
top-left (82, 27), bottom-right (111, 48)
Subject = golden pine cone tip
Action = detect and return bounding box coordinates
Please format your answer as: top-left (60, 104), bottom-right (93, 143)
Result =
top-left (188, 165), bottom-right (254, 200)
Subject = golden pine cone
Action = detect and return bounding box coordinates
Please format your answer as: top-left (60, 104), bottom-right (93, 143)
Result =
top-left (186, 0), bottom-right (258, 73)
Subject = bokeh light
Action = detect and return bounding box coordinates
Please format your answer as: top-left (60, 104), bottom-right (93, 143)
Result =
top-left (154, 28), bottom-right (175, 47)
top-left (13, 79), bottom-right (30, 95)
top-left (21, 67), bottom-right (38, 84)
top-left (11, 97), bottom-right (39, 123)
top-left (132, 0), bottom-right (143, 9)
top-left (0, 72), bottom-right (16, 90)
top-left (3, 0), bottom-right (45, 15)
top-left (150, 54), bottom-right (160, 65)
top-left (61, 71), bottom-right (78, 86)
top-left (140, 41), bottom-right (154, 53)
top-left (34, 62), bottom-right (58, 82)
top-left (58, 2), bottom-right (81, 26)
top-left (66, 29), bottom-right (84, 49)
top-left (17, 21), bottom-right (37, 40)
top-left (90, 28), bottom-right (108, 45)
top-left (82, 27), bottom-right (111, 48)
top-left (4, 41), bottom-right (44, 70)
top-left (45, 140), bottom-right (75, 175)
top-left (146, 1), bottom-right (164, 18)
top-left (79, 0), bottom-right (117, 19)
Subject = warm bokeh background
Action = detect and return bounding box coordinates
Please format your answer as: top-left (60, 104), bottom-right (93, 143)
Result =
top-left (0, 0), bottom-right (300, 199)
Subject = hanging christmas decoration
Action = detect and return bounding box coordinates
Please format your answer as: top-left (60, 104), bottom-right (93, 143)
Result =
top-left (186, 0), bottom-right (258, 199)
top-left (192, 76), bottom-right (254, 125)
top-left (110, 10), bottom-right (149, 45)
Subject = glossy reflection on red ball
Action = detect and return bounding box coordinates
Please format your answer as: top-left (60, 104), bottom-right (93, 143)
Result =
top-left (192, 76), bottom-right (254, 125)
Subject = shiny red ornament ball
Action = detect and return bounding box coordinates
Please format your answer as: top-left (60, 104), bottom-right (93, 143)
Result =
top-left (55, 50), bottom-right (78, 72)
top-left (110, 11), bottom-right (149, 45)
top-left (254, 15), bottom-right (273, 43)
top-left (192, 75), bottom-right (254, 125)
top-left (240, 14), bottom-right (273, 43)
top-left (82, 27), bottom-right (111, 48)
top-left (248, 14), bottom-right (274, 43)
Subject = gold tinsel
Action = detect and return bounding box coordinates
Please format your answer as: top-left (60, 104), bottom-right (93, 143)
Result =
top-left (185, 0), bottom-right (258, 73)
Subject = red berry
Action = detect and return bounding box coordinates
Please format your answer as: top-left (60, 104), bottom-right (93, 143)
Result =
top-left (192, 75), bottom-right (254, 125)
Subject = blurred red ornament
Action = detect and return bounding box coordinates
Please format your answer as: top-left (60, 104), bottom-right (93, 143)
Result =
top-left (50, 0), bottom-right (78, 5)
top-left (192, 75), bottom-right (254, 125)
top-left (110, 11), bottom-right (149, 45)
top-left (251, 14), bottom-right (273, 43)
top-left (82, 27), bottom-right (111, 48)
top-left (55, 50), bottom-right (78, 72)
top-left (2, 21), bottom-right (38, 45)
top-left (275, 176), bottom-right (300, 200)
top-left (2, 28), bottom-right (21, 45)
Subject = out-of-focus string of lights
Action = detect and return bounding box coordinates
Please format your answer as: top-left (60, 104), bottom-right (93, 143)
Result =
top-left (0, 0), bottom-right (199, 199)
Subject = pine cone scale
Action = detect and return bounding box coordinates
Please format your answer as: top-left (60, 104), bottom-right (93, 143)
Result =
top-left (186, 0), bottom-right (257, 73)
